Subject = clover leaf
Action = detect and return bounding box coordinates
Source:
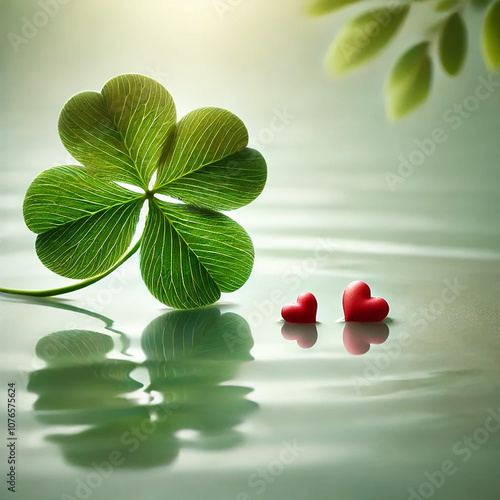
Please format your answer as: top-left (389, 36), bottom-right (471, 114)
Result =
top-left (9, 74), bottom-right (267, 309)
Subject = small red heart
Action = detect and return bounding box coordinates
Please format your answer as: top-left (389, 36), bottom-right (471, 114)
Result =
top-left (343, 322), bottom-right (389, 355)
top-left (281, 292), bottom-right (317, 324)
top-left (342, 281), bottom-right (389, 322)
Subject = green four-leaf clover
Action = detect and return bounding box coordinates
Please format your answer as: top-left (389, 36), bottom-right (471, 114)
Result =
top-left (21, 74), bottom-right (267, 309)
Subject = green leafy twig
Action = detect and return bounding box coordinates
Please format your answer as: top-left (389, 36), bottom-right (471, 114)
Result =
top-left (0, 74), bottom-right (267, 309)
top-left (307, 0), bottom-right (500, 119)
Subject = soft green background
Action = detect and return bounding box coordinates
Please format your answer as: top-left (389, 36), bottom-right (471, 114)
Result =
top-left (1, 1), bottom-right (499, 499)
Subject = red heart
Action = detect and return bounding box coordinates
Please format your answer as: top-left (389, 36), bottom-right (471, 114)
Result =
top-left (281, 323), bottom-right (318, 348)
top-left (342, 281), bottom-right (389, 322)
top-left (343, 322), bottom-right (389, 355)
top-left (281, 292), bottom-right (317, 324)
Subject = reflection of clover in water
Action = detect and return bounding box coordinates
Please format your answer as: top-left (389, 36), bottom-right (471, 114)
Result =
top-left (29, 330), bottom-right (140, 414)
top-left (27, 309), bottom-right (257, 469)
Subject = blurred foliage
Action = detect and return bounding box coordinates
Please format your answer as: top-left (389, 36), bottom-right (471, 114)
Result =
top-left (307, 0), bottom-right (500, 119)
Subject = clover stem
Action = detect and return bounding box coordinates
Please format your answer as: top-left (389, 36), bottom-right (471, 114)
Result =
top-left (0, 237), bottom-right (142, 298)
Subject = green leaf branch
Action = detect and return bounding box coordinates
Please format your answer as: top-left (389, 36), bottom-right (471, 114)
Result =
top-left (0, 74), bottom-right (267, 309)
top-left (307, 0), bottom-right (500, 119)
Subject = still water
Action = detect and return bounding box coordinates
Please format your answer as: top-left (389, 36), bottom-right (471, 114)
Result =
top-left (1, 141), bottom-right (500, 499)
top-left (1, 1), bottom-right (500, 499)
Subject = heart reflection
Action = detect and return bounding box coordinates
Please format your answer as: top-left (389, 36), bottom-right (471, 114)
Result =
top-left (281, 323), bottom-right (318, 349)
top-left (342, 322), bottom-right (389, 355)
